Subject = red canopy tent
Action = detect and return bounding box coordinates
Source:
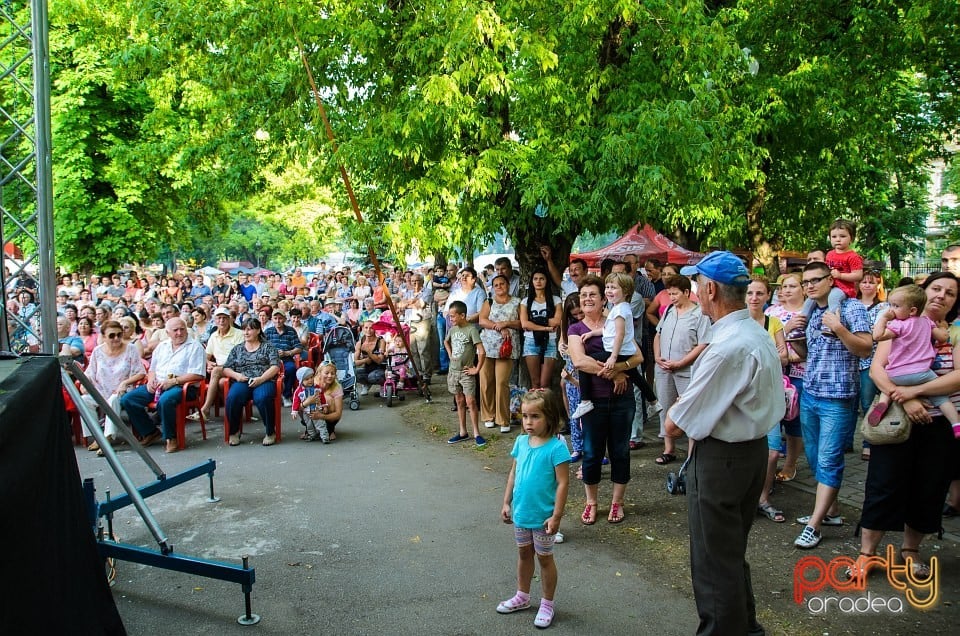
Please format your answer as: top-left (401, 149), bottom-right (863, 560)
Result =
top-left (573, 224), bottom-right (702, 267)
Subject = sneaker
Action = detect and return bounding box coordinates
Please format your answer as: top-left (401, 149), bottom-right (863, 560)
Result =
top-left (359, 384), bottom-right (369, 396)
top-left (483, 420), bottom-right (496, 429)
top-left (447, 433), bottom-right (470, 444)
top-left (500, 425), bottom-right (511, 434)
top-left (796, 514), bottom-right (843, 526)
top-left (554, 532), bottom-right (564, 544)
top-left (570, 400), bottom-right (594, 419)
top-left (648, 400), bottom-right (663, 415)
top-left (794, 525), bottom-right (822, 549)
top-left (785, 327), bottom-right (806, 342)
top-left (316, 420), bottom-right (330, 444)
top-left (262, 434), bottom-right (276, 446)
top-left (475, 435), bottom-right (487, 447)
top-left (281, 396), bottom-right (292, 408)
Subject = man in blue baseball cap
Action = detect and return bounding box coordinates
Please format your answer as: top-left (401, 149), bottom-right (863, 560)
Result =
top-left (665, 250), bottom-right (784, 636)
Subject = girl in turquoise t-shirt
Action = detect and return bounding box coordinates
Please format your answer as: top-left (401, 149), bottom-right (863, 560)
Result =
top-left (498, 388), bottom-right (570, 629)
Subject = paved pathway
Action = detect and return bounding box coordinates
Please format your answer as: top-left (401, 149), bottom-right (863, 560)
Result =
top-left (75, 401), bottom-right (699, 635)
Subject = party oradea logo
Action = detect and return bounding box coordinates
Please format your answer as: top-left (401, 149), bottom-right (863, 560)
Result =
top-left (793, 545), bottom-right (939, 614)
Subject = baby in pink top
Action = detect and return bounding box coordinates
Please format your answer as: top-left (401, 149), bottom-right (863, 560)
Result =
top-left (870, 285), bottom-right (959, 435)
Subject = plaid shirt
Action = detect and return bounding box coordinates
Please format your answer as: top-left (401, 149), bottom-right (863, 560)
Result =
top-left (264, 325), bottom-right (301, 356)
top-left (803, 299), bottom-right (870, 399)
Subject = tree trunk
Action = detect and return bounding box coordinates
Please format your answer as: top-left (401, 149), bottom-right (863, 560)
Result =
top-left (745, 164), bottom-right (781, 279)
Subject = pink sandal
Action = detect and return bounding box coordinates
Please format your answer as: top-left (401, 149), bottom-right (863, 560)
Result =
top-left (867, 402), bottom-right (889, 426)
top-left (581, 503), bottom-right (597, 525)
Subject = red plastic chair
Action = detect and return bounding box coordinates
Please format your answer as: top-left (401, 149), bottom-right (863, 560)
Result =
top-left (220, 373), bottom-right (284, 443)
top-left (148, 379), bottom-right (208, 451)
top-left (63, 386), bottom-right (86, 446)
top-left (300, 333), bottom-right (322, 369)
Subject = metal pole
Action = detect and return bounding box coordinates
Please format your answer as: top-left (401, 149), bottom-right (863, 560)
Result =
top-left (31, 0), bottom-right (56, 353)
top-left (62, 366), bottom-right (172, 553)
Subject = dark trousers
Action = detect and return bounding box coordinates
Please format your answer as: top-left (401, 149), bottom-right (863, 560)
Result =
top-left (687, 436), bottom-right (766, 636)
top-left (580, 351), bottom-right (657, 403)
top-left (580, 393), bottom-right (636, 485)
top-left (225, 380), bottom-right (277, 435)
top-left (281, 359), bottom-right (297, 398)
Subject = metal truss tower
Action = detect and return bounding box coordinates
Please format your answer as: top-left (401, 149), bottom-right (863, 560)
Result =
top-left (1, 0), bottom-right (56, 352)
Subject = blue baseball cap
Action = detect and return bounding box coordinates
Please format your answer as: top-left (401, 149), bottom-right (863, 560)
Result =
top-left (680, 251), bottom-right (750, 287)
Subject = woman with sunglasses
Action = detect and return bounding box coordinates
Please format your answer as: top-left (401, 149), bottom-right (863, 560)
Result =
top-left (80, 320), bottom-right (146, 452)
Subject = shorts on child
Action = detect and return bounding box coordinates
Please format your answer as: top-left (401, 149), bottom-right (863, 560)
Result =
top-left (522, 335), bottom-right (558, 358)
top-left (447, 367), bottom-right (477, 396)
top-left (513, 525), bottom-right (556, 556)
top-left (891, 369), bottom-right (950, 407)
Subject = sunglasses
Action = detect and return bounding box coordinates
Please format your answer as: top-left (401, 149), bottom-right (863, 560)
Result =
top-left (104, 332), bottom-right (123, 339)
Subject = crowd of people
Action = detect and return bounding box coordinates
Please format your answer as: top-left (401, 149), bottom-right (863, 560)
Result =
top-left (6, 222), bottom-right (960, 632)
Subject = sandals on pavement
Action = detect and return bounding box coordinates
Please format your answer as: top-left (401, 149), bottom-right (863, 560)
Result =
top-left (758, 502), bottom-right (785, 523)
top-left (608, 502), bottom-right (625, 524)
top-left (775, 468), bottom-right (797, 482)
top-left (901, 548), bottom-right (932, 579)
top-left (655, 453), bottom-right (677, 465)
top-left (581, 503), bottom-right (597, 525)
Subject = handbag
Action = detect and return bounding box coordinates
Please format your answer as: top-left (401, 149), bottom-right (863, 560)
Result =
top-left (782, 375), bottom-right (799, 421)
top-left (860, 397), bottom-right (912, 445)
top-left (498, 332), bottom-right (513, 358)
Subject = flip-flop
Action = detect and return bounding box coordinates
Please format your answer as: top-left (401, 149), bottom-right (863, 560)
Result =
top-left (581, 503), bottom-right (597, 525)
top-left (775, 468), bottom-right (797, 482)
top-left (608, 502), bottom-right (625, 524)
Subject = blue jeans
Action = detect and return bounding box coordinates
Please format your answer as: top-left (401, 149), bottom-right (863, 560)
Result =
top-left (436, 312), bottom-right (449, 372)
top-left (225, 379), bottom-right (277, 435)
top-left (281, 359), bottom-right (297, 398)
top-left (120, 384), bottom-right (183, 441)
top-left (799, 392), bottom-right (857, 489)
top-left (581, 394), bottom-right (635, 485)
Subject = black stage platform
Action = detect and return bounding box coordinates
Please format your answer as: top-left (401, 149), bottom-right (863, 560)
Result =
top-left (0, 355), bottom-right (125, 634)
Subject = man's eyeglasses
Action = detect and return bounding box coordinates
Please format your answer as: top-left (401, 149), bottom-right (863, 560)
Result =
top-left (801, 275), bottom-right (830, 287)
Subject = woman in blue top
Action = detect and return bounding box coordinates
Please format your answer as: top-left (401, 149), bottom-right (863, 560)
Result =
top-left (498, 388), bottom-right (569, 629)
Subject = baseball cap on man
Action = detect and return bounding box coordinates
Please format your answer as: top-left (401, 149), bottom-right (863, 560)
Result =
top-left (213, 306), bottom-right (232, 317)
top-left (680, 251), bottom-right (750, 287)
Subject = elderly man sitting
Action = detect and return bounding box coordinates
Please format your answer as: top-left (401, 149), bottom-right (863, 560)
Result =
top-left (190, 306), bottom-right (244, 421)
top-left (120, 317), bottom-right (205, 453)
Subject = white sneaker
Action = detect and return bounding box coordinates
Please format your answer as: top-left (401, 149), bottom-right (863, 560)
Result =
top-left (554, 532), bottom-right (564, 544)
top-left (359, 384), bottom-right (369, 396)
top-left (483, 420), bottom-right (496, 429)
top-left (794, 525), bottom-right (821, 549)
top-left (500, 425), bottom-right (511, 433)
top-left (570, 400), bottom-right (594, 420)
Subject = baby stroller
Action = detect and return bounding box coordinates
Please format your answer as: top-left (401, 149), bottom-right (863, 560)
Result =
top-left (372, 313), bottom-right (431, 406)
top-left (322, 325), bottom-right (360, 411)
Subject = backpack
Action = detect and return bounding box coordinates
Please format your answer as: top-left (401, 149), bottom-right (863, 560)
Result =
top-left (782, 375), bottom-right (800, 421)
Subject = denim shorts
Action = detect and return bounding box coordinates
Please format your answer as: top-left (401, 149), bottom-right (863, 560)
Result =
top-left (522, 334), bottom-right (557, 358)
top-left (513, 525), bottom-right (556, 556)
top-left (799, 392), bottom-right (857, 489)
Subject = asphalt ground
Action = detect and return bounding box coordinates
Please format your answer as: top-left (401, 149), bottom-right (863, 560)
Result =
top-left (74, 397), bottom-right (700, 635)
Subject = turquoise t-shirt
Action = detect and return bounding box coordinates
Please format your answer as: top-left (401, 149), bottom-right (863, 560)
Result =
top-left (510, 435), bottom-right (570, 529)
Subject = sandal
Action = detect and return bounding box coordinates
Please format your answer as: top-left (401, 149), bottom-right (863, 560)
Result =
top-left (775, 468), bottom-right (797, 483)
top-left (655, 453), bottom-right (677, 465)
top-left (844, 552), bottom-right (877, 581)
top-left (866, 402), bottom-right (889, 426)
top-left (757, 502), bottom-right (785, 523)
top-left (860, 449), bottom-right (871, 461)
top-left (581, 503), bottom-right (597, 525)
top-left (900, 548), bottom-right (931, 579)
top-left (608, 502), bottom-right (625, 524)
